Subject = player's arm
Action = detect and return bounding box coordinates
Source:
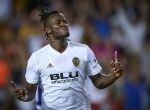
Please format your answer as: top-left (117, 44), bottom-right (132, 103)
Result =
top-left (10, 53), bottom-right (39, 102)
top-left (10, 80), bottom-right (37, 102)
top-left (89, 51), bottom-right (123, 89)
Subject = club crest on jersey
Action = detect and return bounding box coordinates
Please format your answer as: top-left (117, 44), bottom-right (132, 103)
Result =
top-left (72, 57), bottom-right (80, 67)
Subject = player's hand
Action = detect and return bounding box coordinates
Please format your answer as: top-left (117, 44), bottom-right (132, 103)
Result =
top-left (110, 51), bottom-right (123, 78)
top-left (10, 81), bottom-right (28, 101)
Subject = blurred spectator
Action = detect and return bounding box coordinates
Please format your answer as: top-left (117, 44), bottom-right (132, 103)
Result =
top-left (122, 55), bottom-right (148, 110)
top-left (85, 77), bottom-right (107, 110)
top-left (0, 0), bottom-right (12, 21)
top-left (0, 57), bottom-right (10, 88)
top-left (140, 35), bottom-right (150, 109)
top-left (68, 16), bottom-right (84, 42)
top-left (17, 9), bottom-right (44, 54)
top-left (0, 46), bottom-right (12, 110)
top-left (91, 0), bottom-right (112, 41)
top-left (111, 1), bottom-right (147, 54)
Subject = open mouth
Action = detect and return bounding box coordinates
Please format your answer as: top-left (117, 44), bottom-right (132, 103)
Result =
top-left (60, 28), bottom-right (69, 33)
top-left (60, 28), bottom-right (69, 36)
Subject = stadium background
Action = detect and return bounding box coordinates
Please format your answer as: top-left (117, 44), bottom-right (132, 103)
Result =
top-left (0, 0), bottom-right (149, 110)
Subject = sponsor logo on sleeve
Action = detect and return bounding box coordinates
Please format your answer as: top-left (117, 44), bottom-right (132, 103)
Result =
top-left (92, 59), bottom-right (98, 69)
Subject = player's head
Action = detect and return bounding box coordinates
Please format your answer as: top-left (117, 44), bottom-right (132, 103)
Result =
top-left (39, 7), bottom-right (70, 39)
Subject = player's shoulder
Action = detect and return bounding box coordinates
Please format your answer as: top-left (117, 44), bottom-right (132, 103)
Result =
top-left (68, 40), bottom-right (89, 49)
top-left (31, 44), bottom-right (50, 57)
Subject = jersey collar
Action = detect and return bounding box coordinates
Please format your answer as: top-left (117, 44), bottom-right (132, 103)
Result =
top-left (48, 41), bottom-right (70, 55)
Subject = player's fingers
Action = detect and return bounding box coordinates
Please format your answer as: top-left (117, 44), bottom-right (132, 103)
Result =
top-left (15, 93), bottom-right (23, 97)
top-left (110, 60), bottom-right (115, 67)
top-left (113, 63), bottom-right (122, 70)
top-left (10, 81), bottom-right (17, 90)
top-left (15, 89), bottom-right (24, 97)
top-left (14, 89), bottom-right (21, 94)
top-left (16, 94), bottom-right (24, 99)
top-left (114, 51), bottom-right (118, 63)
top-left (114, 68), bottom-right (123, 73)
top-left (115, 65), bottom-right (124, 72)
top-left (110, 60), bottom-right (113, 66)
top-left (114, 62), bottom-right (121, 69)
top-left (21, 88), bottom-right (27, 96)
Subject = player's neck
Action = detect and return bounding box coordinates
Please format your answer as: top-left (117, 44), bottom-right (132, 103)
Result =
top-left (48, 38), bottom-right (68, 53)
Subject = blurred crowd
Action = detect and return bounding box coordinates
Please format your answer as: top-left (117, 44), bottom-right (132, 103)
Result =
top-left (0, 0), bottom-right (150, 110)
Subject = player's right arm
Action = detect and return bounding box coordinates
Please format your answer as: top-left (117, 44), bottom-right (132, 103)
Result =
top-left (10, 80), bottom-right (37, 102)
top-left (10, 53), bottom-right (39, 102)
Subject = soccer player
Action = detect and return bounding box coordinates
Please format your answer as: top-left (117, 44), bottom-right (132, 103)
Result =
top-left (10, 9), bottom-right (123, 110)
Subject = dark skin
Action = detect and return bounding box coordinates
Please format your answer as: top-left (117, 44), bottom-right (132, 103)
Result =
top-left (89, 51), bottom-right (123, 89)
top-left (10, 13), bottom-right (123, 101)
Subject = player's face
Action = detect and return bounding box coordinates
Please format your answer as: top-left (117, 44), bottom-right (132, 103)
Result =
top-left (48, 13), bottom-right (70, 39)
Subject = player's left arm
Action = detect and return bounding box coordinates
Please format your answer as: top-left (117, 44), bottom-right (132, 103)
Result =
top-left (89, 51), bottom-right (124, 89)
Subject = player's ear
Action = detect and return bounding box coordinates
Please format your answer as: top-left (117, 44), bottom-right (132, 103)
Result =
top-left (44, 28), bottom-right (52, 34)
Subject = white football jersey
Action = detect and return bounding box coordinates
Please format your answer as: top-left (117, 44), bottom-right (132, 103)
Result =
top-left (25, 41), bottom-right (102, 110)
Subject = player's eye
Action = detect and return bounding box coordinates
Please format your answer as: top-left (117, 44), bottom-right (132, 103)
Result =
top-left (55, 20), bottom-right (61, 25)
top-left (63, 20), bottom-right (67, 24)
top-left (54, 19), bottom-right (67, 26)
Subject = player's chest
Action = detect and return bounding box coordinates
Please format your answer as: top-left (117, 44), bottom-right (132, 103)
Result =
top-left (38, 54), bottom-right (86, 76)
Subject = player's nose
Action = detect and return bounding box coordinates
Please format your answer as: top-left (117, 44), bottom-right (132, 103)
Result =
top-left (60, 21), bottom-right (67, 27)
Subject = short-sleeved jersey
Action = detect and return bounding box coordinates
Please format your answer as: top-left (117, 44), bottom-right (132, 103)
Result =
top-left (25, 41), bottom-right (102, 110)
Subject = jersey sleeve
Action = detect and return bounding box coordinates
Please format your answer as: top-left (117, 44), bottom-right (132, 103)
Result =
top-left (86, 46), bottom-right (102, 76)
top-left (25, 53), bottom-right (39, 84)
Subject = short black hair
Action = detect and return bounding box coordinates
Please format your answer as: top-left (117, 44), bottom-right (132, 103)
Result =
top-left (39, 7), bottom-right (60, 39)
top-left (39, 7), bottom-right (59, 27)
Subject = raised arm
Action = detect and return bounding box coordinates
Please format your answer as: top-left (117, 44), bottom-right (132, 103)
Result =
top-left (10, 80), bottom-right (37, 102)
top-left (89, 51), bottom-right (123, 89)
